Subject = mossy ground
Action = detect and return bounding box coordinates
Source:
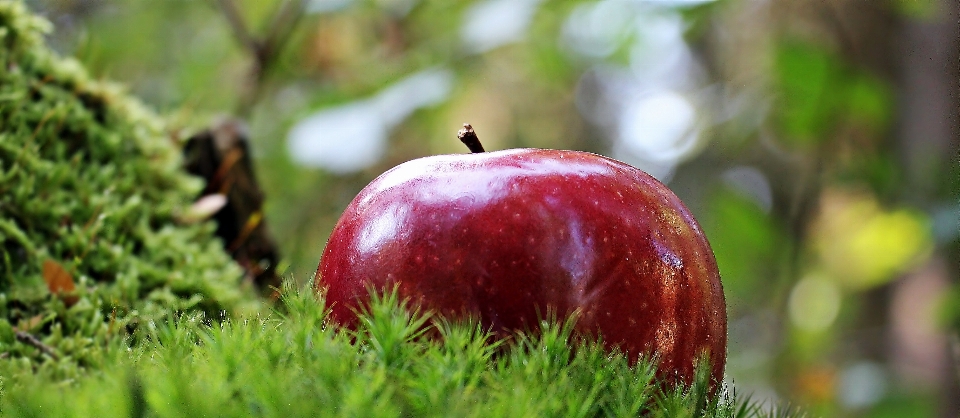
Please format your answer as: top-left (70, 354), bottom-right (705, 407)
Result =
top-left (0, 0), bottom-right (256, 375)
top-left (0, 284), bottom-right (806, 418)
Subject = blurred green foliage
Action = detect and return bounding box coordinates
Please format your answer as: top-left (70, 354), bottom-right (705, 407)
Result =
top-left (774, 40), bottom-right (894, 148)
top-left (774, 41), bottom-right (846, 146)
top-left (700, 188), bottom-right (783, 313)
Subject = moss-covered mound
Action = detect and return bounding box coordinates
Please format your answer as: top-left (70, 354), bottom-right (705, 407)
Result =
top-left (0, 289), bottom-right (727, 417)
top-left (0, 1), bottom-right (254, 370)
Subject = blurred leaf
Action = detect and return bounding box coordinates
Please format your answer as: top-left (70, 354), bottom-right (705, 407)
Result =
top-left (889, 0), bottom-right (940, 19)
top-left (773, 41), bottom-right (844, 146)
top-left (835, 151), bottom-right (903, 202)
top-left (845, 74), bottom-right (893, 134)
top-left (774, 39), bottom-right (896, 151)
top-left (42, 259), bottom-right (78, 307)
top-left (700, 187), bottom-right (782, 310)
top-left (811, 189), bottom-right (933, 290)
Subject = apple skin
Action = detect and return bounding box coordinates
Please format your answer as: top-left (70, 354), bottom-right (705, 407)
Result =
top-left (315, 149), bottom-right (726, 386)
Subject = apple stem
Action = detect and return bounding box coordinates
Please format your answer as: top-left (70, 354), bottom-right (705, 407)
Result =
top-left (457, 123), bottom-right (485, 153)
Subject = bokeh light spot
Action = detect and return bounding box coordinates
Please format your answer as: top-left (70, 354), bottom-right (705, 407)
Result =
top-left (788, 273), bottom-right (841, 332)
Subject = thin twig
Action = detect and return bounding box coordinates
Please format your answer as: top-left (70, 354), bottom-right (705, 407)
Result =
top-left (215, 0), bottom-right (307, 117)
top-left (261, 0), bottom-right (308, 60)
top-left (15, 330), bottom-right (59, 361)
top-left (244, 0), bottom-right (308, 116)
top-left (216, 0), bottom-right (261, 53)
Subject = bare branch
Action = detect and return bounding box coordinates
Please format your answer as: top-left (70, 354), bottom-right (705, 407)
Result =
top-left (15, 330), bottom-right (59, 361)
top-left (261, 0), bottom-right (308, 61)
top-left (216, 0), bottom-right (308, 117)
top-left (216, 0), bottom-right (262, 56)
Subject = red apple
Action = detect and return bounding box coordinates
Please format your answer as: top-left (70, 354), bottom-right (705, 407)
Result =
top-left (315, 126), bottom-right (726, 387)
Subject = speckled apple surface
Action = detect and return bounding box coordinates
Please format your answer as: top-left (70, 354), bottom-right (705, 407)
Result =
top-left (315, 149), bottom-right (726, 386)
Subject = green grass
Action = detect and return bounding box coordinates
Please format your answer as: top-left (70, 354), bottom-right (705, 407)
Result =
top-left (0, 284), bottom-right (807, 418)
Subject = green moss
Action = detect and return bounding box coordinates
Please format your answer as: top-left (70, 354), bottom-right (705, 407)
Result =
top-left (0, 285), bottom-right (805, 418)
top-left (0, 1), bottom-right (255, 372)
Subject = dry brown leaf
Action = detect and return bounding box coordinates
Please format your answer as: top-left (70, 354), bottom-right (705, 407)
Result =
top-left (42, 259), bottom-right (79, 307)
